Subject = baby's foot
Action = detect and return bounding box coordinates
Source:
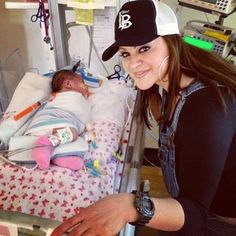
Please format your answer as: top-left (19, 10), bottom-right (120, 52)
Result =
top-left (53, 156), bottom-right (84, 170)
top-left (33, 136), bottom-right (54, 170)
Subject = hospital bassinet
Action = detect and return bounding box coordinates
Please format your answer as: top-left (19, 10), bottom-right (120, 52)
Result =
top-left (0, 70), bottom-right (145, 236)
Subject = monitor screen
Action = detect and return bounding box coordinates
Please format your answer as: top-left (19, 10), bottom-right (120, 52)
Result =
top-left (200, 0), bottom-right (217, 4)
top-left (183, 35), bottom-right (214, 51)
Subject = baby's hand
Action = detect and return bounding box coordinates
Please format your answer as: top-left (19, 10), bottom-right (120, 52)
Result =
top-left (83, 90), bottom-right (93, 97)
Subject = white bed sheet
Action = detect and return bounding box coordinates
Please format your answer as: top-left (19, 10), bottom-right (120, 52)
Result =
top-left (0, 121), bottom-right (125, 222)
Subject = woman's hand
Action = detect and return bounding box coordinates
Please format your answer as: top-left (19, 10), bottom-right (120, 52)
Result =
top-left (51, 193), bottom-right (138, 236)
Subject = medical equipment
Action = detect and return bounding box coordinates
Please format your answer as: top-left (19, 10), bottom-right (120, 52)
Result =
top-left (31, 0), bottom-right (53, 50)
top-left (183, 20), bottom-right (236, 57)
top-left (178, 0), bottom-right (236, 15)
top-left (107, 64), bottom-right (130, 83)
top-left (30, 1), bottom-right (48, 23)
top-left (13, 97), bottom-right (48, 121)
top-left (76, 67), bottom-right (103, 88)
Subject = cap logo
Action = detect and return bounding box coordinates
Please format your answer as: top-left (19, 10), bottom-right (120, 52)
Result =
top-left (118, 10), bottom-right (132, 31)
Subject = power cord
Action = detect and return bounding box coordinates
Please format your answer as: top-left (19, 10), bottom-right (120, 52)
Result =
top-left (66, 21), bottom-right (110, 76)
top-left (143, 155), bottom-right (160, 168)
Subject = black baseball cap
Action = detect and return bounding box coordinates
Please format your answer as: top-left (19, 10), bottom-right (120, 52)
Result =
top-left (102, 0), bottom-right (179, 61)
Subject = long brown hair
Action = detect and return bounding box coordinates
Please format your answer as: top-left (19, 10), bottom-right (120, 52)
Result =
top-left (140, 34), bottom-right (236, 128)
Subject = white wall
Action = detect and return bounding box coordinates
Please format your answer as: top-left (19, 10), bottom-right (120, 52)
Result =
top-left (0, 1), bottom-right (55, 74)
top-left (65, 8), bottom-right (117, 77)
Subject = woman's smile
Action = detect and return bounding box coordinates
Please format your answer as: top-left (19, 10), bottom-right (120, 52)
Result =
top-left (133, 69), bottom-right (150, 79)
top-left (120, 37), bottom-right (170, 90)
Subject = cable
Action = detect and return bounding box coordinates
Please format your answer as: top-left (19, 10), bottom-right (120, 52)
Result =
top-left (204, 12), bottom-right (210, 23)
top-left (85, 25), bottom-right (110, 75)
top-left (143, 155), bottom-right (160, 168)
top-left (0, 147), bottom-right (38, 171)
top-left (145, 129), bottom-right (159, 143)
top-left (87, 26), bottom-right (93, 68)
top-left (66, 21), bottom-right (110, 76)
top-left (124, 94), bottom-right (134, 128)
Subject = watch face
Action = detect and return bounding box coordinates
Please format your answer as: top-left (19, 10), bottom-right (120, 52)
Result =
top-left (141, 196), bottom-right (154, 217)
top-left (130, 191), bottom-right (155, 225)
top-left (143, 198), bottom-right (152, 210)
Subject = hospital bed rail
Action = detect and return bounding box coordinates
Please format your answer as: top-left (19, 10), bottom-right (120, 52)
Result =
top-left (119, 91), bottom-right (146, 236)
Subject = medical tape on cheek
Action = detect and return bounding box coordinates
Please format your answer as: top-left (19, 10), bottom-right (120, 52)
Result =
top-left (55, 127), bottom-right (74, 144)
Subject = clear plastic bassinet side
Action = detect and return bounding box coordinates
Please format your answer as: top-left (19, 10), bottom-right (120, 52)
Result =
top-left (0, 48), bottom-right (25, 117)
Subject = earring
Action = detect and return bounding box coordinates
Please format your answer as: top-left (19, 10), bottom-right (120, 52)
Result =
top-left (158, 56), bottom-right (169, 82)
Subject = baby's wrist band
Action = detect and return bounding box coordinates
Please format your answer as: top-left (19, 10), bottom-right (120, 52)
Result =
top-left (55, 127), bottom-right (74, 144)
top-left (48, 127), bottom-right (74, 146)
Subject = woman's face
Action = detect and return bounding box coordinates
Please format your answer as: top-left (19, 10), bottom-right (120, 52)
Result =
top-left (119, 37), bottom-right (169, 90)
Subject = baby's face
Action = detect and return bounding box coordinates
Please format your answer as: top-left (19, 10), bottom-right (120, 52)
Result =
top-left (71, 74), bottom-right (89, 96)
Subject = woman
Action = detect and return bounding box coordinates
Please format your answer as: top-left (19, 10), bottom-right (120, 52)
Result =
top-left (51, 0), bottom-right (236, 235)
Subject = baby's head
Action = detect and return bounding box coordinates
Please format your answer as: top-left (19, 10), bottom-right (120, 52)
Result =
top-left (51, 69), bottom-right (89, 97)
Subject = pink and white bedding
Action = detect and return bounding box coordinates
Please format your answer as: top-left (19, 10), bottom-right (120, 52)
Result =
top-left (0, 72), bottom-right (135, 222)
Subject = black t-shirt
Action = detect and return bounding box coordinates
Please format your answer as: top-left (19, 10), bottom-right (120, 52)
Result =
top-left (171, 87), bottom-right (236, 233)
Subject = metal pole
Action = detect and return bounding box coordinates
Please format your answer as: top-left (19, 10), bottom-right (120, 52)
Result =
top-left (47, 0), bottom-right (70, 69)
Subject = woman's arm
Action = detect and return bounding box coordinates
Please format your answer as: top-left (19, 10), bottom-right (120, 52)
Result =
top-left (51, 193), bottom-right (185, 236)
top-left (148, 197), bottom-right (184, 231)
top-left (51, 193), bottom-right (136, 236)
